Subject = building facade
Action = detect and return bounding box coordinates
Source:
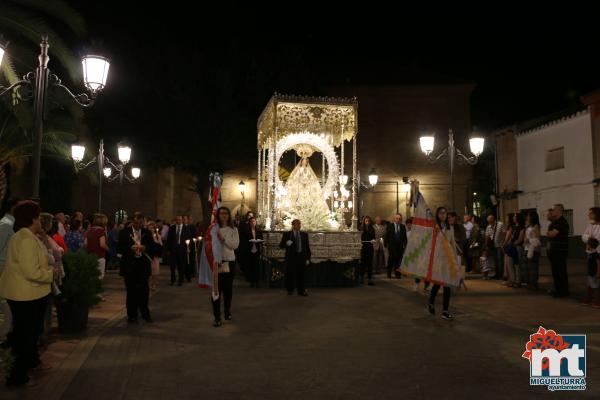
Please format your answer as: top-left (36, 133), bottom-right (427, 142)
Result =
top-left (327, 84), bottom-right (476, 219)
top-left (495, 107), bottom-right (597, 257)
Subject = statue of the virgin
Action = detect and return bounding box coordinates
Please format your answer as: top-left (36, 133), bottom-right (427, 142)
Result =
top-left (279, 145), bottom-right (335, 231)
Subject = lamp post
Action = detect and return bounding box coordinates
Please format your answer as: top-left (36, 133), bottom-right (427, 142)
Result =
top-left (419, 129), bottom-right (484, 211)
top-left (71, 140), bottom-right (140, 213)
top-left (353, 168), bottom-right (379, 223)
top-left (0, 36), bottom-right (109, 200)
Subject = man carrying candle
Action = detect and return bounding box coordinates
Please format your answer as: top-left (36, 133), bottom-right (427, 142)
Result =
top-left (118, 212), bottom-right (155, 323)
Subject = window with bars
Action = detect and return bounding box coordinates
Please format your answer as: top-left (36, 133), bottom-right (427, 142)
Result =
top-left (563, 209), bottom-right (574, 236)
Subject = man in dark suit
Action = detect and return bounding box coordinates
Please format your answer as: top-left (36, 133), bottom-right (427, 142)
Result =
top-left (384, 213), bottom-right (407, 279)
top-left (167, 215), bottom-right (187, 286)
top-left (279, 219), bottom-right (311, 296)
top-left (118, 212), bottom-right (155, 323)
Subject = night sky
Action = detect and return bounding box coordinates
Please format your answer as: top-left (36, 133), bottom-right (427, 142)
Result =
top-left (66, 3), bottom-right (600, 162)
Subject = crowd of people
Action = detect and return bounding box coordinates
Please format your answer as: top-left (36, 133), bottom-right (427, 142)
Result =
top-left (357, 204), bottom-right (600, 319)
top-left (0, 196), bottom-right (598, 387)
top-left (0, 200), bottom-right (273, 386)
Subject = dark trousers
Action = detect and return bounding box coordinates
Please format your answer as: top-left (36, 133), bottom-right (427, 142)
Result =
top-left (463, 242), bottom-right (472, 272)
top-left (361, 247), bottom-right (374, 281)
top-left (285, 254), bottom-right (306, 293)
top-left (387, 247), bottom-right (404, 278)
top-left (170, 250), bottom-right (186, 284)
top-left (212, 272), bottom-right (234, 320)
top-left (125, 275), bottom-right (150, 320)
top-left (6, 296), bottom-right (48, 384)
top-left (549, 250), bottom-right (569, 295)
top-left (429, 284), bottom-right (451, 311)
top-left (246, 252), bottom-right (260, 284)
top-left (492, 246), bottom-right (504, 278)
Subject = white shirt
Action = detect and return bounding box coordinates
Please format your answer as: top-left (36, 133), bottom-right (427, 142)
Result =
top-left (0, 214), bottom-right (15, 271)
top-left (58, 222), bottom-right (66, 237)
top-left (176, 224), bottom-right (183, 245)
top-left (485, 221), bottom-right (505, 248)
top-left (219, 226), bottom-right (239, 262)
top-left (582, 223), bottom-right (600, 244)
top-left (464, 221), bottom-right (474, 239)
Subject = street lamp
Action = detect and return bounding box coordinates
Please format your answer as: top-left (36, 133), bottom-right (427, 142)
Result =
top-left (81, 56), bottom-right (110, 93)
top-left (70, 140), bottom-right (140, 213)
top-left (419, 135), bottom-right (435, 156)
top-left (118, 144), bottom-right (132, 164)
top-left (0, 36), bottom-right (109, 199)
top-left (131, 167), bottom-right (141, 179)
top-left (368, 168), bottom-right (379, 186)
top-left (419, 129), bottom-right (485, 211)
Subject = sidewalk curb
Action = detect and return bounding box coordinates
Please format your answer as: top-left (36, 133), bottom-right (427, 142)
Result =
top-left (27, 305), bottom-right (126, 400)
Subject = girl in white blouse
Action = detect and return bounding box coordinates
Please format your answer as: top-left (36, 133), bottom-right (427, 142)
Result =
top-left (582, 207), bottom-right (600, 249)
top-left (212, 207), bottom-right (239, 327)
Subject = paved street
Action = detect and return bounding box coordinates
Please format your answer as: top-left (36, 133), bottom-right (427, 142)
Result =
top-left (5, 260), bottom-right (600, 400)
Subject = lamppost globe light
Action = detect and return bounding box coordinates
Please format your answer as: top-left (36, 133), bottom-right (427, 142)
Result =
top-left (239, 180), bottom-right (246, 194)
top-left (469, 137), bottom-right (485, 156)
top-left (368, 168), bottom-right (378, 186)
top-left (71, 144), bottom-right (86, 162)
top-left (131, 167), bottom-right (141, 179)
top-left (348, 200), bottom-right (353, 209)
top-left (419, 135), bottom-right (435, 155)
top-left (118, 145), bottom-right (131, 164)
top-left (82, 55), bottom-right (110, 93)
top-left (103, 167), bottom-right (112, 178)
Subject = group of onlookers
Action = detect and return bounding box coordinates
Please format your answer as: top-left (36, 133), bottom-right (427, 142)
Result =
top-left (357, 203), bottom-right (600, 319)
top-left (0, 199), bottom-right (208, 387)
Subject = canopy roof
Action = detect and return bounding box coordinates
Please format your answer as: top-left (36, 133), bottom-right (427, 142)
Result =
top-left (257, 93), bottom-right (358, 149)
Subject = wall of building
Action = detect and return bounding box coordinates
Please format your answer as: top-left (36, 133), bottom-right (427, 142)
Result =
top-left (495, 131), bottom-right (519, 222)
top-left (516, 111), bottom-right (594, 235)
top-left (66, 168), bottom-right (258, 224)
top-left (581, 90), bottom-right (600, 207)
top-left (326, 84), bottom-right (475, 220)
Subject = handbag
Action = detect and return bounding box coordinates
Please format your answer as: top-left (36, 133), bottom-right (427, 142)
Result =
top-left (504, 243), bottom-right (517, 259)
top-left (218, 261), bottom-right (230, 273)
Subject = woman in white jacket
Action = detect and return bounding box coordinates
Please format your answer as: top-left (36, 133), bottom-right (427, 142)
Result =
top-left (524, 211), bottom-right (541, 290)
top-left (212, 207), bottom-right (239, 327)
top-left (582, 207), bottom-right (600, 248)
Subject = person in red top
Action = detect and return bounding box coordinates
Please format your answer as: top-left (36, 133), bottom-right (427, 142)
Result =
top-left (87, 214), bottom-right (109, 300)
top-left (49, 220), bottom-right (68, 253)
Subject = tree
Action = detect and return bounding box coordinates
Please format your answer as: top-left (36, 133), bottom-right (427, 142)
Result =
top-left (0, 0), bottom-right (88, 203)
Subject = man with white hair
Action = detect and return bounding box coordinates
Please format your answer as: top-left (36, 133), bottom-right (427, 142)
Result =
top-left (279, 219), bottom-right (311, 296)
